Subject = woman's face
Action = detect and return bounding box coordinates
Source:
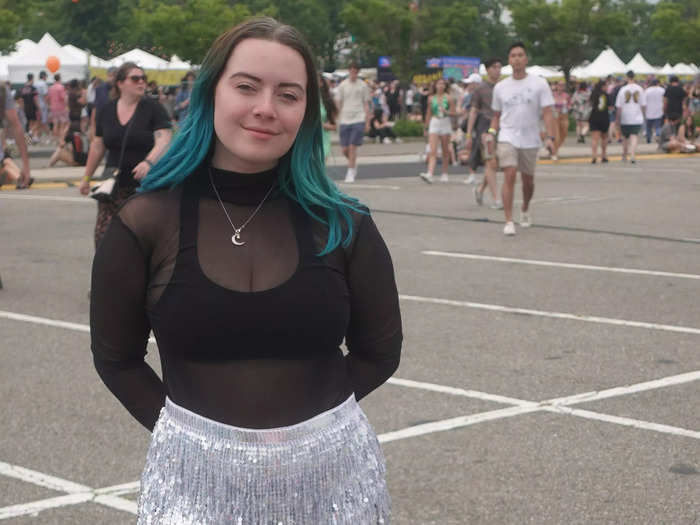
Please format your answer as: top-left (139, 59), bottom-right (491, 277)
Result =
top-left (435, 80), bottom-right (446, 93)
top-left (213, 38), bottom-right (307, 173)
top-left (118, 68), bottom-right (146, 99)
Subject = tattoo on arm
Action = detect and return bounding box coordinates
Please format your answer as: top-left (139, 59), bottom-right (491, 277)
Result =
top-left (155, 130), bottom-right (163, 139)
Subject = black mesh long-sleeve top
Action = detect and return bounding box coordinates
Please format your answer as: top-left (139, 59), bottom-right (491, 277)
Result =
top-left (90, 164), bottom-right (402, 431)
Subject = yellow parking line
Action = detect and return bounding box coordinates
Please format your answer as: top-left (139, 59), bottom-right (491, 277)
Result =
top-left (538, 153), bottom-right (698, 165)
top-left (0, 182), bottom-right (73, 191)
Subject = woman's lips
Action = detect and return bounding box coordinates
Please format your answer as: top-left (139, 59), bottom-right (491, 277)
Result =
top-left (242, 126), bottom-right (279, 139)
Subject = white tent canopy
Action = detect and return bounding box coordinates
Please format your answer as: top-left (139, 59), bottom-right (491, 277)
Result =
top-left (670, 63), bottom-right (696, 76)
top-left (626, 52), bottom-right (657, 75)
top-left (110, 49), bottom-right (170, 70)
top-left (62, 44), bottom-right (111, 69)
top-left (7, 33), bottom-right (86, 83)
top-left (579, 47), bottom-right (627, 77)
top-left (659, 63), bottom-right (674, 75)
top-left (169, 55), bottom-right (192, 70)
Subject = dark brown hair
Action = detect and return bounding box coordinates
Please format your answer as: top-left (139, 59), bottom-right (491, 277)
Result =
top-left (111, 61), bottom-right (143, 99)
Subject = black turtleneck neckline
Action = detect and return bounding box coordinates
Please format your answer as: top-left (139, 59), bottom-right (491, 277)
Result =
top-left (192, 163), bottom-right (282, 206)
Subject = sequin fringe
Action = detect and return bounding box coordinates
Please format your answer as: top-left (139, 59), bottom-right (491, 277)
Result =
top-left (137, 395), bottom-right (390, 524)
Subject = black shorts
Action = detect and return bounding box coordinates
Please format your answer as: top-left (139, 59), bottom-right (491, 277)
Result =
top-left (589, 117), bottom-right (610, 133)
top-left (25, 107), bottom-right (37, 122)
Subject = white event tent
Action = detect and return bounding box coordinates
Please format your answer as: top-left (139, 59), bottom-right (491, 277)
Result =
top-left (625, 53), bottom-right (657, 75)
top-left (6, 33), bottom-right (85, 83)
top-left (110, 49), bottom-right (170, 70)
top-left (671, 63), bottom-right (697, 76)
top-left (572, 47), bottom-right (627, 78)
top-left (659, 63), bottom-right (674, 75)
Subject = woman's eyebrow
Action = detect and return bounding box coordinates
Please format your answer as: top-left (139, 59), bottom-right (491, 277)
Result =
top-left (229, 71), bottom-right (304, 91)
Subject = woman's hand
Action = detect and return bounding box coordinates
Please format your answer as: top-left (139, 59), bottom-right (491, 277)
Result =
top-left (132, 161), bottom-right (150, 181)
top-left (79, 178), bottom-right (91, 195)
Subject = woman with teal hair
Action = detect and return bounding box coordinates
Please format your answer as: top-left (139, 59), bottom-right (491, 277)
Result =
top-left (89, 17), bottom-right (401, 524)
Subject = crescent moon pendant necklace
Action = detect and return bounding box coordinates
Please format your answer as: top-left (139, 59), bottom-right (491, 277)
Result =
top-left (208, 167), bottom-right (276, 247)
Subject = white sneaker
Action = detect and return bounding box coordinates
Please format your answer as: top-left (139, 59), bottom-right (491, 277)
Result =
top-left (503, 222), bottom-right (516, 236)
top-left (383, 137), bottom-right (393, 144)
top-left (344, 171), bottom-right (355, 183)
top-left (490, 201), bottom-right (504, 210)
top-left (520, 210), bottom-right (532, 228)
top-left (473, 186), bottom-right (484, 205)
top-left (395, 137), bottom-right (404, 143)
top-left (419, 172), bottom-right (434, 184)
top-left (439, 173), bottom-right (449, 183)
top-left (551, 154), bottom-right (558, 161)
top-left (464, 174), bottom-right (476, 185)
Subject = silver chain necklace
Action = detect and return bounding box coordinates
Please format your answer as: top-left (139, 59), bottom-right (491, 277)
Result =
top-left (208, 167), bottom-right (276, 246)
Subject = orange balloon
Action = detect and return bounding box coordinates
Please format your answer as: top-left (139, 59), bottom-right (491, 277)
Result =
top-left (46, 56), bottom-right (60, 73)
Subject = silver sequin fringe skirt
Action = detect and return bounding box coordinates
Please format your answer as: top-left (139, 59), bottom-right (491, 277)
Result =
top-left (137, 395), bottom-right (390, 524)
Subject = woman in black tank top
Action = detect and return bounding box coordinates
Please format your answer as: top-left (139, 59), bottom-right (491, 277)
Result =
top-left (90, 18), bottom-right (401, 524)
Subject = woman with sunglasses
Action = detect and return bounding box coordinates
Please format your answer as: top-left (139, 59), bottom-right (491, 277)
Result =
top-left (90, 18), bottom-right (401, 524)
top-left (80, 62), bottom-right (172, 247)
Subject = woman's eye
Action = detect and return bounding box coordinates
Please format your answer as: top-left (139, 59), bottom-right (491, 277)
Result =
top-left (236, 84), bottom-right (255, 92)
top-left (281, 93), bottom-right (299, 102)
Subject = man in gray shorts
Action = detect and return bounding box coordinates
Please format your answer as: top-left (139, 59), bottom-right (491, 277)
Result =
top-left (336, 63), bottom-right (371, 183)
top-left (490, 42), bottom-right (557, 236)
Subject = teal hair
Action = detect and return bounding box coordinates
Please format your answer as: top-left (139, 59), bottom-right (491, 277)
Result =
top-left (139, 18), bottom-right (365, 255)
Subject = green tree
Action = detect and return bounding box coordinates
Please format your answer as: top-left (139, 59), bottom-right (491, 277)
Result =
top-left (605, 0), bottom-right (658, 64)
top-left (128, 0), bottom-right (252, 63)
top-left (508, 0), bottom-right (630, 80)
top-left (650, 0), bottom-right (700, 64)
top-left (342, 0), bottom-right (419, 81)
top-left (19, 0), bottom-right (138, 57)
top-left (0, 0), bottom-right (22, 54)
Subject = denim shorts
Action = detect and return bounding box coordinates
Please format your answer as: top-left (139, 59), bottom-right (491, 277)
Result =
top-left (339, 122), bottom-right (366, 147)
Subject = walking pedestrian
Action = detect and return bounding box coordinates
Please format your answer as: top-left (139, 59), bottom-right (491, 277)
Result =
top-left (490, 42), bottom-right (557, 236)
top-left (0, 82), bottom-right (32, 188)
top-left (461, 73), bottom-right (483, 184)
top-left (571, 82), bottom-right (591, 143)
top-left (90, 17), bottom-right (401, 524)
top-left (35, 71), bottom-right (50, 142)
top-left (664, 75), bottom-right (687, 121)
top-left (337, 62), bottom-right (371, 183)
top-left (20, 73), bottom-right (41, 141)
top-left (47, 74), bottom-right (69, 144)
top-left (467, 58), bottom-right (503, 208)
top-left (80, 62), bottom-right (173, 247)
top-left (419, 77), bottom-right (456, 183)
top-left (551, 80), bottom-right (571, 157)
top-left (588, 80), bottom-right (610, 163)
top-left (644, 79), bottom-right (665, 143)
top-left (615, 70), bottom-right (646, 163)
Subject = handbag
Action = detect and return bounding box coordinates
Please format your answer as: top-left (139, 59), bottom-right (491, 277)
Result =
top-left (90, 101), bottom-right (139, 202)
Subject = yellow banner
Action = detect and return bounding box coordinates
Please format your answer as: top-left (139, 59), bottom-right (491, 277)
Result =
top-left (89, 67), bottom-right (190, 86)
top-left (412, 72), bottom-right (443, 85)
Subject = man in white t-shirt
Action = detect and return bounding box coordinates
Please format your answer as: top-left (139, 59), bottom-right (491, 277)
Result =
top-left (336, 62), bottom-right (371, 183)
top-left (643, 78), bottom-right (664, 144)
top-left (490, 42), bottom-right (556, 236)
top-left (615, 70), bottom-right (646, 163)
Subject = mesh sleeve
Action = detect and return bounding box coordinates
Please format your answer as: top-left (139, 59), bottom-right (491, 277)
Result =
top-left (344, 213), bottom-right (402, 399)
top-left (90, 215), bottom-right (166, 430)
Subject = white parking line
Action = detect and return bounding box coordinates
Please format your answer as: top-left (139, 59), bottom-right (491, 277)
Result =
top-left (543, 406), bottom-right (700, 440)
top-left (378, 405), bottom-right (542, 443)
top-left (387, 377), bottom-right (535, 407)
top-left (0, 460), bottom-right (137, 519)
top-left (0, 194), bottom-right (88, 203)
top-left (399, 294), bottom-right (700, 335)
top-left (422, 251), bottom-right (700, 281)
